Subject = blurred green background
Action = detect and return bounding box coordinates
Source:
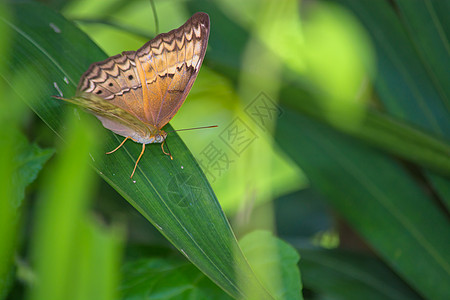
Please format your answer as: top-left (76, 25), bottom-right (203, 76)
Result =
top-left (1, 0), bottom-right (449, 299)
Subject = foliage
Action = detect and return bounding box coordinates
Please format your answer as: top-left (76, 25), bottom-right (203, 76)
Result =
top-left (0, 0), bottom-right (448, 299)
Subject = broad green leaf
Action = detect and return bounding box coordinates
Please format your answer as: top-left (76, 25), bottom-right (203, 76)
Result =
top-left (121, 258), bottom-right (233, 300)
top-left (120, 231), bottom-right (303, 300)
top-left (1, 1), bottom-right (272, 299)
top-left (276, 109), bottom-right (450, 300)
top-left (337, 0), bottom-right (449, 136)
top-left (300, 248), bottom-right (421, 300)
top-left (282, 91), bottom-right (450, 177)
top-left (336, 0), bottom-right (450, 209)
top-left (390, 0), bottom-right (450, 222)
top-left (393, 0), bottom-right (450, 110)
top-left (239, 231), bottom-right (303, 300)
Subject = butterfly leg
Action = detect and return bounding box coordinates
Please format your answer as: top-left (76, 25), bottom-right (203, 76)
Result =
top-left (106, 137), bottom-right (129, 154)
top-left (130, 143), bottom-right (146, 179)
top-left (161, 140), bottom-right (173, 160)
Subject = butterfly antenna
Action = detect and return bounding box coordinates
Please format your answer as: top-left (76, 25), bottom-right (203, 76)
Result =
top-left (106, 137), bottom-right (129, 154)
top-left (130, 143), bottom-right (146, 178)
top-left (166, 125), bottom-right (218, 133)
top-left (161, 139), bottom-right (173, 160)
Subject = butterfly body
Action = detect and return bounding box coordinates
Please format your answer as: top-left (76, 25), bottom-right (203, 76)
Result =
top-left (55, 12), bottom-right (210, 177)
top-left (135, 130), bottom-right (166, 145)
top-left (128, 128), bottom-right (166, 145)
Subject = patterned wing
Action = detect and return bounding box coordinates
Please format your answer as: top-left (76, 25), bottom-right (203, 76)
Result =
top-left (76, 12), bottom-right (209, 130)
top-left (54, 93), bottom-right (151, 141)
top-left (77, 50), bottom-right (150, 123)
top-left (135, 12), bottom-right (210, 129)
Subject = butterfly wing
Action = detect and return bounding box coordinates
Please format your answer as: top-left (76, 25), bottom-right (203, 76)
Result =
top-left (76, 50), bottom-right (151, 123)
top-left (55, 93), bottom-right (151, 141)
top-left (75, 12), bottom-right (209, 131)
top-left (135, 12), bottom-right (210, 129)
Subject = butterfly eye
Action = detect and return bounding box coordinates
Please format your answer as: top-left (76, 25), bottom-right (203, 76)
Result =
top-left (155, 134), bottom-right (162, 142)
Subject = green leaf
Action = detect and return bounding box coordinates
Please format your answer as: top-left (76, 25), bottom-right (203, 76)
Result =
top-left (276, 109), bottom-right (450, 300)
top-left (12, 131), bottom-right (54, 206)
top-left (335, 0), bottom-right (450, 210)
top-left (393, 0), bottom-right (450, 112)
top-left (282, 91), bottom-right (450, 177)
top-left (337, 0), bottom-right (449, 136)
top-left (390, 0), bottom-right (450, 220)
top-left (121, 258), bottom-right (233, 300)
top-left (1, 1), bottom-right (272, 299)
top-left (300, 248), bottom-right (421, 300)
top-left (121, 231), bottom-right (303, 300)
top-left (239, 231), bottom-right (303, 300)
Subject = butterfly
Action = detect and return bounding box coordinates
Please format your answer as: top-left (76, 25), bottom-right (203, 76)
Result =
top-left (54, 12), bottom-right (210, 178)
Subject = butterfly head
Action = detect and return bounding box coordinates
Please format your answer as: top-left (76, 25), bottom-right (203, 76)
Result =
top-left (130, 128), bottom-right (166, 144)
top-left (151, 129), bottom-right (167, 144)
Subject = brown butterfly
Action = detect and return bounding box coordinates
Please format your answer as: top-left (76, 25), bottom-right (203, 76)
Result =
top-left (55, 12), bottom-right (210, 178)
